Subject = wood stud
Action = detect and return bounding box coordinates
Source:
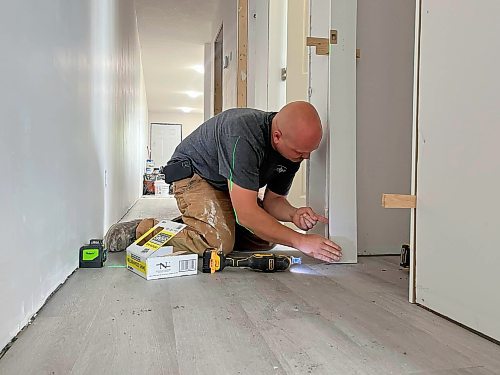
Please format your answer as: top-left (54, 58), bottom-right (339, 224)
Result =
top-left (381, 194), bottom-right (417, 209)
top-left (306, 37), bottom-right (329, 55)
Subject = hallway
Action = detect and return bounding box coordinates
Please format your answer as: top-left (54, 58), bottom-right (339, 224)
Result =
top-left (1, 199), bottom-right (499, 375)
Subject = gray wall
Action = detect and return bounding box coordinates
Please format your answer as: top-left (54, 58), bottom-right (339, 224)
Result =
top-left (356, 0), bottom-right (415, 255)
top-left (0, 0), bottom-right (148, 350)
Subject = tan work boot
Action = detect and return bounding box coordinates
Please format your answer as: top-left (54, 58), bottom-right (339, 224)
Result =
top-left (104, 219), bottom-right (142, 252)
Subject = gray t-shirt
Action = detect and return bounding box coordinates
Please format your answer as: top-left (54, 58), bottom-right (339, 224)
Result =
top-left (168, 108), bottom-right (301, 195)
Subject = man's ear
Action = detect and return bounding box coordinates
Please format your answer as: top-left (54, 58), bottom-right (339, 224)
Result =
top-left (272, 129), bottom-right (282, 144)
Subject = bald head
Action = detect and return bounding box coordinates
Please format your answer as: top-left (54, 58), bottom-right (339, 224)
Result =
top-left (271, 101), bottom-right (322, 162)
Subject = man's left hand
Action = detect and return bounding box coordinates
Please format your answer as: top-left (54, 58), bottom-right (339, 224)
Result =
top-left (292, 207), bottom-right (328, 231)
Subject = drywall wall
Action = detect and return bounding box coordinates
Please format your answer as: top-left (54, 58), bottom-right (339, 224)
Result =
top-left (148, 111), bottom-right (204, 138)
top-left (415, 0), bottom-right (500, 341)
top-left (356, 0), bottom-right (415, 254)
top-left (99, 1), bottom-right (149, 230)
top-left (0, 0), bottom-right (147, 351)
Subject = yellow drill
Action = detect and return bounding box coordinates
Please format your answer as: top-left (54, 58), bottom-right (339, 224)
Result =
top-left (202, 248), bottom-right (301, 273)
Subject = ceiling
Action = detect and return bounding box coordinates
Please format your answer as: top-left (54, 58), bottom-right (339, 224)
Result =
top-left (135, 0), bottom-right (220, 115)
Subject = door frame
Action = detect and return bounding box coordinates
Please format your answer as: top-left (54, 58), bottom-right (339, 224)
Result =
top-left (149, 123), bottom-right (183, 167)
top-left (214, 25), bottom-right (223, 115)
top-left (409, 0), bottom-right (422, 303)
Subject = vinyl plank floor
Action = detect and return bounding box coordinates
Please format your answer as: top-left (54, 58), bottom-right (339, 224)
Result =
top-left (1, 198), bottom-right (500, 375)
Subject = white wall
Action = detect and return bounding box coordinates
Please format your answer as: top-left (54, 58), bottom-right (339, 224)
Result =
top-left (0, 0), bottom-right (147, 351)
top-left (148, 111), bottom-right (204, 139)
top-left (204, 0), bottom-right (238, 113)
top-left (247, 0), bottom-right (270, 111)
top-left (356, 0), bottom-right (415, 254)
top-left (267, 0), bottom-right (287, 112)
top-left (99, 1), bottom-right (149, 230)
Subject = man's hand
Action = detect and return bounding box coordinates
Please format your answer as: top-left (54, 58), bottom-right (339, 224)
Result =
top-left (292, 207), bottom-right (328, 231)
top-left (293, 233), bottom-right (342, 262)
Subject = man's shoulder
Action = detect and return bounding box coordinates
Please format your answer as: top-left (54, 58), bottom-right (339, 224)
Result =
top-left (220, 107), bottom-right (272, 121)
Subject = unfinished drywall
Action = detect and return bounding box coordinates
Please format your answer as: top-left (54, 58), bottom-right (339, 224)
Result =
top-left (415, 0), bottom-right (500, 341)
top-left (0, 0), bottom-right (147, 351)
top-left (356, 0), bottom-right (415, 254)
top-left (148, 111), bottom-right (204, 138)
top-left (212, 0), bottom-right (238, 111)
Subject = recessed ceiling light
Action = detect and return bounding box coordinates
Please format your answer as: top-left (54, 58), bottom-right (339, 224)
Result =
top-left (191, 65), bottom-right (204, 74)
top-left (185, 91), bottom-right (202, 98)
top-left (179, 107), bottom-right (193, 113)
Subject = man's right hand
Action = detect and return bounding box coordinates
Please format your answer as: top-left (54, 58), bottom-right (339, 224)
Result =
top-left (293, 233), bottom-right (342, 262)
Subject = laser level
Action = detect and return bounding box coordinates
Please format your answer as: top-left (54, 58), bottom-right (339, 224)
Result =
top-left (79, 239), bottom-right (107, 268)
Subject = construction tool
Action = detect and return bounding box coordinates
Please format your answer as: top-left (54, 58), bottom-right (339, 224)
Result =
top-left (79, 239), bottom-right (107, 268)
top-left (202, 248), bottom-right (301, 273)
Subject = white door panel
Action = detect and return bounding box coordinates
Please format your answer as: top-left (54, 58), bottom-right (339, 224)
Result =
top-left (150, 123), bottom-right (182, 167)
top-left (414, 0), bottom-right (500, 340)
top-left (308, 0), bottom-right (357, 263)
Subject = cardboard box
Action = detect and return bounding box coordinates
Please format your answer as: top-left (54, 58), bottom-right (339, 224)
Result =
top-left (126, 220), bottom-right (198, 280)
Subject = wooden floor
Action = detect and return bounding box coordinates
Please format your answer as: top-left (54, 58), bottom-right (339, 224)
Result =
top-left (1, 198), bottom-right (500, 375)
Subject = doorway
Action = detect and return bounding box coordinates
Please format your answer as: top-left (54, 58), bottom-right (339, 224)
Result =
top-left (214, 26), bottom-right (223, 115)
top-left (149, 123), bottom-right (182, 168)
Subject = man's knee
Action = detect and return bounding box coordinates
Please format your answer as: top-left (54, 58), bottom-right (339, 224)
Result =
top-left (205, 227), bottom-right (235, 255)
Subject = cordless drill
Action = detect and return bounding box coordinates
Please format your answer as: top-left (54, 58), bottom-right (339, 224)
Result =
top-left (202, 248), bottom-right (301, 273)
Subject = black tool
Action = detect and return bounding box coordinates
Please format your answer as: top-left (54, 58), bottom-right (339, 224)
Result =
top-left (202, 248), bottom-right (301, 273)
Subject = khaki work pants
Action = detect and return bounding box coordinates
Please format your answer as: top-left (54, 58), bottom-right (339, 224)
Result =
top-left (136, 174), bottom-right (274, 255)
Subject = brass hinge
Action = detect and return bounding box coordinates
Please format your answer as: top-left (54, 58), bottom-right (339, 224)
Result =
top-left (330, 30), bottom-right (338, 44)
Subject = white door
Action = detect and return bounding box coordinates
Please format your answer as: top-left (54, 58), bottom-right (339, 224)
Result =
top-left (308, 0), bottom-right (358, 263)
top-left (150, 123), bottom-right (182, 167)
top-left (412, 0), bottom-right (500, 340)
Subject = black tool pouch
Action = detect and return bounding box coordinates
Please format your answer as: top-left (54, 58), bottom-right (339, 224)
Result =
top-left (162, 160), bottom-right (194, 184)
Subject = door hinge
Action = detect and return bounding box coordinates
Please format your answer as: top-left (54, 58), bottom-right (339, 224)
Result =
top-left (281, 67), bottom-right (287, 81)
top-left (330, 30), bottom-right (338, 44)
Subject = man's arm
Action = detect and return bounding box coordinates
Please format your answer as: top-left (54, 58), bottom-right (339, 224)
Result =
top-left (262, 189), bottom-right (296, 222)
top-left (263, 189), bottom-right (329, 230)
top-left (229, 182), bottom-right (342, 262)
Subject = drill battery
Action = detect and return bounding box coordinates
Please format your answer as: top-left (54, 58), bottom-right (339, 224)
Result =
top-left (79, 239), bottom-right (107, 268)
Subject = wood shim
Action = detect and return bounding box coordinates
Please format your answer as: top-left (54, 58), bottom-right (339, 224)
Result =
top-left (382, 194), bottom-right (417, 208)
top-left (237, 0), bottom-right (248, 107)
top-left (306, 37), bottom-right (329, 55)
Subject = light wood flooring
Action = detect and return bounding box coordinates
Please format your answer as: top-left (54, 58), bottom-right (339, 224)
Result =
top-left (1, 197), bottom-right (499, 374)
